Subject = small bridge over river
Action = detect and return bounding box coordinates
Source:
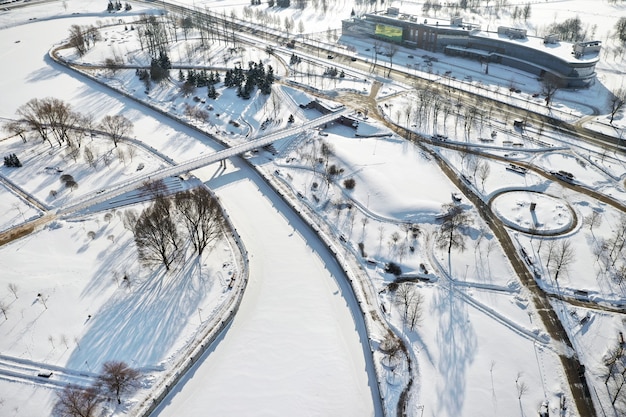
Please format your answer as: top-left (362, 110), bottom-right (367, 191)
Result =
top-left (59, 108), bottom-right (348, 217)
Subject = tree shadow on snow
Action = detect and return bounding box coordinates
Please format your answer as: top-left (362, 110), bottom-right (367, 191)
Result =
top-left (66, 256), bottom-right (213, 373)
top-left (431, 284), bottom-right (477, 416)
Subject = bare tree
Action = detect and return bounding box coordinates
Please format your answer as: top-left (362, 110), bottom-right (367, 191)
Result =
top-left (44, 98), bottom-right (79, 147)
top-left (541, 75), bottom-right (560, 107)
top-left (515, 372), bottom-right (528, 400)
top-left (394, 283), bottom-right (424, 330)
top-left (436, 203), bottom-right (473, 255)
top-left (360, 216), bottom-right (369, 239)
top-left (542, 238), bottom-right (557, 271)
top-left (320, 140), bottom-right (334, 171)
top-left (53, 385), bottom-right (102, 417)
top-left (37, 292), bottom-right (48, 309)
top-left (16, 98), bottom-right (50, 146)
top-left (127, 145), bottom-right (137, 162)
top-left (614, 265), bottom-right (626, 286)
top-left (3, 119), bottom-right (29, 143)
top-left (8, 283), bottom-right (18, 299)
top-left (16, 97), bottom-right (80, 148)
top-left (122, 209), bottom-right (138, 232)
top-left (549, 240), bottom-right (575, 281)
top-left (406, 291), bottom-right (425, 330)
top-left (608, 87), bottom-right (626, 124)
top-left (477, 161), bottom-right (491, 190)
top-left (174, 187), bottom-right (222, 256)
top-left (60, 334), bottom-right (69, 349)
top-left (141, 179), bottom-right (168, 199)
top-left (604, 337), bottom-right (626, 407)
top-left (604, 339), bottom-right (625, 385)
top-left (98, 361), bottom-right (141, 405)
top-left (583, 210), bottom-right (602, 237)
top-left (83, 146), bottom-right (97, 168)
top-left (98, 114), bottom-right (133, 148)
top-left (608, 215), bottom-right (626, 267)
top-left (371, 41), bottom-right (384, 73)
top-left (0, 301), bottom-right (9, 320)
top-left (384, 43), bottom-right (399, 77)
top-left (379, 333), bottom-right (401, 367)
top-left (283, 16), bottom-right (293, 34)
top-left (134, 197), bottom-right (182, 271)
top-left (68, 24), bottom-right (88, 56)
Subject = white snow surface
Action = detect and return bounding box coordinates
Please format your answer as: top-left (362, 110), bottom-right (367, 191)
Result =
top-left (0, 1), bottom-right (625, 417)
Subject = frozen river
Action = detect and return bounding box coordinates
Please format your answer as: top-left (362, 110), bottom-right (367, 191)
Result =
top-left (152, 162), bottom-right (380, 416)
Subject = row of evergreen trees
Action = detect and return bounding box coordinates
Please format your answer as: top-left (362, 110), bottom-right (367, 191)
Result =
top-left (107, 1), bottom-right (132, 12)
top-left (223, 60), bottom-right (275, 99)
top-left (178, 69), bottom-right (222, 88)
top-left (267, 0), bottom-right (290, 7)
top-left (3, 153), bottom-right (22, 167)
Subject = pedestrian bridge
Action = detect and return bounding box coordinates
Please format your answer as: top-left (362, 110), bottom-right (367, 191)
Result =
top-left (60, 107), bottom-right (349, 216)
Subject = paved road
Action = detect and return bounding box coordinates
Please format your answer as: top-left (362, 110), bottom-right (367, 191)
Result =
top-left (409, 129), bottom-right (597, 417)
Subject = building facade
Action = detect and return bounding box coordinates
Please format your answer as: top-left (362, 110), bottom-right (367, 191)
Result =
top-left (342, 9), bottom-right (600, 88)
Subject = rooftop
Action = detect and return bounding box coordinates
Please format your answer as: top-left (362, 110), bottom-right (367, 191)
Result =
top-left (364, 9), bottom-right (600, 65)
top-left (471, 30), bottom-right (600, 65)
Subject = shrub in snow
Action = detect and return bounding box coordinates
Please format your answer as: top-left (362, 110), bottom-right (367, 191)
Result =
top-left (3, 153), bottom-right (22, 167)
top-left (385, 262), bottom-right (402, 276)
top-left (65, 179), bottom-right (78, 190)
top-left (60, 174), bottom-right (74, 183)
top-left (343, 178), bottom-right (356, 190)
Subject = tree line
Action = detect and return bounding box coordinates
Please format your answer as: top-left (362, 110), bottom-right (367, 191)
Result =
top-left (2, 97), bottom-right (134, 172)
top-left (223, 60), bottom-right (275, 98)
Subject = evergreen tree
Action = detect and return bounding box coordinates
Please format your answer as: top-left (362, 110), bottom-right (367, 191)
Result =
top-left (242, 76), bottom-right (254, 99)
top-left (197, 70), bottom-right (208, 87)
top-left (3, 153), bottom-right (22, 167)
top-left (158, 51), bottom-right (171, 70)
top-left (224, 69), bottom-right (233, 87)
top-left (266, 65), bottom-right (275, 85)
top-left (233, 66), bottom-right (245, 87)
top-left (186, 69), bottom-right (196, 85)
top-left (207, 84), bottom-right (219, 99)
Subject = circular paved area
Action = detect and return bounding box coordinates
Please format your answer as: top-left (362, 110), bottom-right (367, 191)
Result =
top-left (491, 190), bottom-right (576, 235)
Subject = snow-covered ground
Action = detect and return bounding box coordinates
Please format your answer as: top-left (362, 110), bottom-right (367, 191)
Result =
top-left (0, 0), bottom-right (625, 416)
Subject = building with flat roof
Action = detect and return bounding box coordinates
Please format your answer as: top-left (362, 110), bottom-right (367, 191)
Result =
top-left (342, 9), bottom-right (600, 88)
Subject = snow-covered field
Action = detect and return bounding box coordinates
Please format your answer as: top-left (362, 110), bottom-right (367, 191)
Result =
top-left (0, 0), bottom-right (625, 416)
